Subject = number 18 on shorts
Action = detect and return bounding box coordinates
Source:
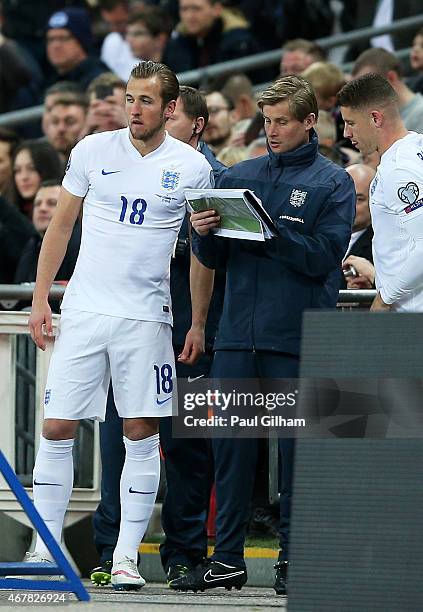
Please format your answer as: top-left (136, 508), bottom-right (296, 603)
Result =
top-left (43, 309), bottom-right (176, 421)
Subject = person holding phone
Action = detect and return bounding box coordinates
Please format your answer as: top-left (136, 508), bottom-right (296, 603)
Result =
top-left (80, 73), bottom-right (128, 137)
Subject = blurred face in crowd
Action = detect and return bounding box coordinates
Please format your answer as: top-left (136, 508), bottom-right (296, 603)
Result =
top-left (410, 34), bottom-right (423, 72)
top-left (167, 97), bottom-right (203, 145)
top-left (126, 76), bottom-right (175, 143)
top-left (247, 140), bottom-right (268, 158)
top-left (32, 185), bottom-right (61, 235)
top-left (262, 100), bottom-right (315, 154)
top-left (46, 103), bottom-right (86, 155)
top-left (203, 92), bottom-right (231, 150)
top-left (46, 28), bottom-right (86, 73)
top-left (0, 141), bottom-right (13, 192)
top-left (341, 106), bottom-right (378, 157)
top-left (179, 0), bottom-right (222, 37)
top-left (126, 20), bottom-right (165, 60)
top-left (89, 87), bottom-right (126, 132)
top-left (13, 149), bottom-right (41, 200)
top-left (281, 50), bottom-right (314, 76)
top-left (101, 2), bottom-right (129, 35)
top-left (43, 92), bottom-right (67, 134)
top-left (346, 164), bottom-right (374, 232)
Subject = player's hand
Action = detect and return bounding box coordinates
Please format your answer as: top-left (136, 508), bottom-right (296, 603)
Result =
top-left (29, 299), bottom-right (53, 350)
top-left (370, 292), bottom-right (391, 312)
top-left (178, 325), bottom-right (205, 365)
top-left (343, 255), bottom-right (375, 286)
top-left (346, 275), bottom-right (373, 289)
top-left (190, 210), bottom-right (220, 236)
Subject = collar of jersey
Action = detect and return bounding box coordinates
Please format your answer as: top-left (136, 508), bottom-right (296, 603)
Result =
top-left (123, 127), bottom-right (170, 161)
top-left (380, 130), bottom-right (414, 163)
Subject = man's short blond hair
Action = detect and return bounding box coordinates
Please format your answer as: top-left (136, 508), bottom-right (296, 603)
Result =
top-left (257, 76), bottom-right (318, 121)
top-left (302, 62), bottom-right (345, 100)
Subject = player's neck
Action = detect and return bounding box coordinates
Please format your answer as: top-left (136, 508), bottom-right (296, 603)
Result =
top-left (129, 130), bottom-right (166, 157)
top-left (378, 125), bottom-right (409, 157)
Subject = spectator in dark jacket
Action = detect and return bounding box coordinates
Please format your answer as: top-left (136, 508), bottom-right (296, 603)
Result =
top-left (14, 179), bottom-right (81, 311)
top-left (1, 0), bottom-right (87, 79)
top-left (0, 128), bottom-right (20, 196)
top-left (0, 32), bottom-right (32, 113)
top-left (342, 164), bottom-right (375, 289)
top-left (0, 195), bottom-right (36, 285)
top-left (163, 0), bottom-right (259, 75)
top-left (46, 8), bottom-right (108, 90)
top-left (341, 0), bottom-right (422, 62)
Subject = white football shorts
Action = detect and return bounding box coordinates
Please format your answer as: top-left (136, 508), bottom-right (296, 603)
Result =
top-left (43, 309), bottom-right (175, 421)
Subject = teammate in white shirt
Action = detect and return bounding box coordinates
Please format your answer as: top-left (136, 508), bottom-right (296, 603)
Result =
top-left (338, 73), bottom-right (423, 312)
top-left (27, 61), bottom-right (212, 590)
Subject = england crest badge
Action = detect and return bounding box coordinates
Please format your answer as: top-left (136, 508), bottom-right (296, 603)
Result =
top-left (161, 169), bottom-right (180, 191)
top-left (289, 189), bottom-right (307, 207)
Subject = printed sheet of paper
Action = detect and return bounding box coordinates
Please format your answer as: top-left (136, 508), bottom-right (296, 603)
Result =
top-left (185, 189), bottom-right (277, 241)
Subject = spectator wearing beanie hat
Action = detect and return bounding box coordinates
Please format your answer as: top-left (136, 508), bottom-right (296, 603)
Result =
top-left (46, 8), bottom-right (108, 90)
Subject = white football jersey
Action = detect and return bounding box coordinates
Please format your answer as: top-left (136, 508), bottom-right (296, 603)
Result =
top-left (61, 128), bottom-right (212, 322)
top-left (370, 131), bottom-right (423, 312)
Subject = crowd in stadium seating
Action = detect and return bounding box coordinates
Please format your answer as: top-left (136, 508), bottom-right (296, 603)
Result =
top-left (1, 0), bottom-right (423, 593)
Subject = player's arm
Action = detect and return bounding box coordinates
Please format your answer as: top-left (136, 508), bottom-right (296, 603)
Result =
top-left (374, 168), bottom-right (423, 310)
top-left (179, 252), bottom-right (215, 365)
top-left (29, 187), bottom-right (83, 350)
top-left (179, 158), bottom-right (216, 365)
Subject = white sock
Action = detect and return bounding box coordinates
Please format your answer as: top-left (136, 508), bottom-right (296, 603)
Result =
top-left (113, 434), bottom-right (160, 565)
top-left (33, 435), bottom-right (74, 560)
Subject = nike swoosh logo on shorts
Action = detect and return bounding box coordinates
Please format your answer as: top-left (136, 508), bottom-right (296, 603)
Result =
top-left (188, 375), bottom-right (204, 383)
top-left (156, 397), bottom-right (172, 405)
top-left (33, 480), bottom-right (62, 486)
top-left (129, 487), bottom-right (155, 494)
top-left (203, 569), bottom-right (245, 582)
top-left (101, 169), bottom-right (121, 175)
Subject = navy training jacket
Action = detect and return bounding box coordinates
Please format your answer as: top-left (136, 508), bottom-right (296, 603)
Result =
top-left (191, 131), bottom-right (356, 355)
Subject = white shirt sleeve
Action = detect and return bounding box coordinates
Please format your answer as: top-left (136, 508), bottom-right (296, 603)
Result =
top-left (62, 138), bottom-right (90, 198)
top-left (379, 166), bottom-right (423, 304)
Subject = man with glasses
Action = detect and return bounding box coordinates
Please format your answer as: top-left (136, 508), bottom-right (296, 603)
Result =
top-left (46, 8), bottom-right (107, 89)
top-left (126, 6), bottom-right (172, 69)
top-left (203, 90), bottom-right (233, 155)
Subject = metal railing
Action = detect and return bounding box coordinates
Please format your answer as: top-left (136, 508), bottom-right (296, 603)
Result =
top-left (0, 284), bottom-right (377, 304)
top-left (0, 284), bottom-right (377, 305)
top-left (1, 13), bottom-right (423, 128)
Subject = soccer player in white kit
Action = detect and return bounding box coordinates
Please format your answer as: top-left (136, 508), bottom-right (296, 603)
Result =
top-left (338, 73), bottom-right (423, 313)
top-left (27, 61), bottom-right (212, 590)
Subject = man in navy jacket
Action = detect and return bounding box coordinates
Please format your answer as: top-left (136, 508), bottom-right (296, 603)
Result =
top-left (172, 76), bottom-right (355, 595)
